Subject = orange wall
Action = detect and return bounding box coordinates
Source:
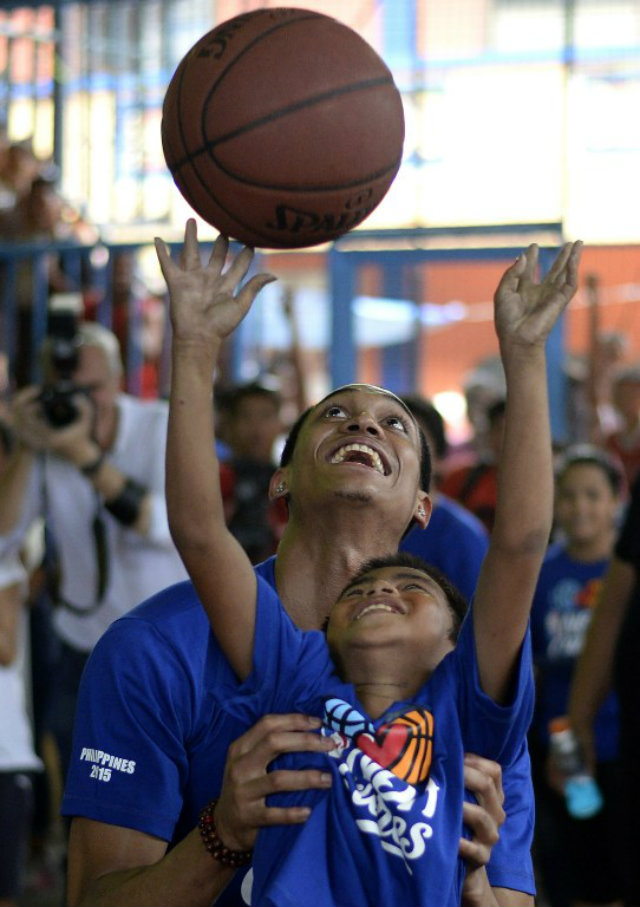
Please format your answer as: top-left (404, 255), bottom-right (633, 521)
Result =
top-left (266, 243), bottom-right (640, 400)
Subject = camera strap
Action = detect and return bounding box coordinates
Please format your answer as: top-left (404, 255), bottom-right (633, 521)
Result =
top-left (41, 461), bottom-right (110, 616)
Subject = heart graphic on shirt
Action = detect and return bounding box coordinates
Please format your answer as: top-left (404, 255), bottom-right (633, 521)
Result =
top-left (355, 707), bottom-right (434, 786)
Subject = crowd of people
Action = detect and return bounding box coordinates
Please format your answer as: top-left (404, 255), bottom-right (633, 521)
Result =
top-left (2, 140), bottom-right (640, 907)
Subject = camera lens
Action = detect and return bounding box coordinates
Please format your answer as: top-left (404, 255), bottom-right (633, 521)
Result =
top-left (39, 384), bottom-right (80, 428)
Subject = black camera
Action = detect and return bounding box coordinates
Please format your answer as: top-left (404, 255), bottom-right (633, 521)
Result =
top-left (39, 298), bottom-right (83, 428)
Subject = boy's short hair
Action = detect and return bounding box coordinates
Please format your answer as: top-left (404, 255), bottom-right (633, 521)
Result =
top-left (487, 399), bottom-right (506, 426)
top-left (612, 363), bottom-right (640, 386)
top-left (0, 419), bottom-right (14, 458)
top-left (344, 551), bottom-right (469, 642)
top-left (226, 380), bottom-right (281, 417)
top-left (401, 395), bottom-right (448, 460)
top-left (556, 443), bottom-right (624, 496)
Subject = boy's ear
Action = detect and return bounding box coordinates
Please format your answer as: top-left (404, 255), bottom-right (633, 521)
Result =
top-left (269, 468), bottom-right (289, 501)
top-left (413, 492), bottom-right (431, 529)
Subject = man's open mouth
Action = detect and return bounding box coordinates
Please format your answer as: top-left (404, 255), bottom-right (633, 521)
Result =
top-left (330, 443), bottom-right (388, 475)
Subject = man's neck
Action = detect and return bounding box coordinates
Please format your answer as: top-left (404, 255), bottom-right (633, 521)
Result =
top-left (274, 507), bottom-right (406, 631)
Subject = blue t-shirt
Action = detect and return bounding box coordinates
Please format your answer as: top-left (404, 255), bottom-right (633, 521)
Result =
top-left (220, 577), bottom-right (534, 907)
top-left (62, 559), bottom-right (536, 901)
top-left (530, 543), bottom-right (619, 762)
top-left (401, 495), bottom-right (489, 602)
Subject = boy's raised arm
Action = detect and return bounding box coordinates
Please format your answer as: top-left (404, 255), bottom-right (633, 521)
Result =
top-left (156, 219), bottom-right (275, 681)
top-left (473, 241), bottom-right (582, 703)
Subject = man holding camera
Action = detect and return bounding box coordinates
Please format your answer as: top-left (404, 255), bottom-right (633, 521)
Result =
top-left (0, 319), bottom-right (188, 781)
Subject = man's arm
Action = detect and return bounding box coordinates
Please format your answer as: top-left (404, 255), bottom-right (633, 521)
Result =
top-left (473, 242), bottom-right (582, 703)
top-left (67, 820), bottom-right (233, 907)
top-left (156, 220), bottom-right (274, 680)
top-left (0, 575), bottom-right (22, 665)
top-left (0, 396), bottom-right (37, 535)
top-left (568, 554), bottom-right (636, 768)
top-left (66, 713), bottom-right (335, 907)
top-left (4, 386), bottom-right (157, 538)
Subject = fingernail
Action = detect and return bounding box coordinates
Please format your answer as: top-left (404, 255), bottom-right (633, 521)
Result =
top-left (306, 716), bottom-right (322, 727)
top-left (320, 774), bottom-right (332, 785)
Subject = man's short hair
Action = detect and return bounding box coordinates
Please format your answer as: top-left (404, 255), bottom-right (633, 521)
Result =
top-left (77, 322), bottom-right (123, 377)
top-left (280, 385), bottom-right (432, 494)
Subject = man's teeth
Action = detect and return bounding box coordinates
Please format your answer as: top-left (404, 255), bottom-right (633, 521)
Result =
top-left (356, 603), bottom-right (396, 620)
top-left (330, 443), bottom-right (385, 475)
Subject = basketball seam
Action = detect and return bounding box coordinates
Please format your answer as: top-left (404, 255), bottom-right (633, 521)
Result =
top-left (200, 76), bottom-right (398, 153)
top-left (194, 11), bottom-right (323, 152)
top-left (168, 14), bottom-right (320, 166)
top-left (163, 11), bottom-right (400, 247)
top-left (177, 150), bottom-right (402, 193)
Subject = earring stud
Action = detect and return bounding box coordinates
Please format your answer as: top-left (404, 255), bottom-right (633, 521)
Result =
top-left (275, 483), bottom-right (287, 495)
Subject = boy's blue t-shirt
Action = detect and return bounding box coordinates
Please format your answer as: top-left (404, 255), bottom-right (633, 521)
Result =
top-left (222, 576), bottom-right (534, 907)
top-left (61, 558), bottom-right (536, 901)
top-left (530, 543), bottom-right (619, 761)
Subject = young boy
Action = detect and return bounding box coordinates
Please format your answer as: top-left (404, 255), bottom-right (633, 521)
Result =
top-left (157, 223), bottom-right (581, 906)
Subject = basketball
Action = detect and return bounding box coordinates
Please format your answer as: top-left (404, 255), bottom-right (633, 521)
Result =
top-left (161, 8), bottom-right (405, 249)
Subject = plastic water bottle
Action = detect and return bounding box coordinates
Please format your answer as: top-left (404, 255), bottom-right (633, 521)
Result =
top-left (548, 716), bottom-right (603, 819)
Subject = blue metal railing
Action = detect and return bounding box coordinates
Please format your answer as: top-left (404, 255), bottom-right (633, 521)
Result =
top-left (0, 238), bottom-right (177, 396)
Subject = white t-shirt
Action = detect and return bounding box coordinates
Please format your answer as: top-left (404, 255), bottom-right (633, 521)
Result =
top-left (0, 552), bottom-right (43, 772)
top-left (0, 393), bottom-right (188, 652)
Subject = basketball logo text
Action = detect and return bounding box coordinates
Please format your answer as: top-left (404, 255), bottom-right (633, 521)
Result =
top-left (195, 14), bottom-right (254, 61)
top-left (267, 188), bottom-right (376, 237)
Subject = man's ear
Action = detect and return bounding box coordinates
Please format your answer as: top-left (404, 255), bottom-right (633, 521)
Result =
top-left (413, 492), bottom-right (432, 529)
top-left (269, 468), bottom-right (289, 501)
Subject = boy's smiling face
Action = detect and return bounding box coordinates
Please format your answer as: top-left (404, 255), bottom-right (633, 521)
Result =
top-left (326, 566), bottom-right (456, 680)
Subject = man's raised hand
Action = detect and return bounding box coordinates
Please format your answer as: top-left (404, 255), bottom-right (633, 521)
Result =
top-left (155, 218), bottom-right (276, 347)
top-left (494, 241), bottom-right (582, 351)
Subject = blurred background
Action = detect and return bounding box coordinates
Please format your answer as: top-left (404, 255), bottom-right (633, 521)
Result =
top-left (1, 4), bottom-right (639, 906)
top-left (1, 0), bottom-right (639, 444)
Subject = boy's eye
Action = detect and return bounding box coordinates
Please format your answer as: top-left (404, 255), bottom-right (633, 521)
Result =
top-left (345, 587), bottom-right (363, 597)
top-left (403, 582), bottom-right (429, 593)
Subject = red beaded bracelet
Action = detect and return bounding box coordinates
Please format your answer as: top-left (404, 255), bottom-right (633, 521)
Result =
top-left (198, 800), bottom-right (253, 868)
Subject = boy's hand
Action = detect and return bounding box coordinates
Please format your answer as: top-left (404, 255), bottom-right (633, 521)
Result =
top-left (155, 218), bottom-right (276, 348)
top-left (494, 241), bottom-right (582, 351)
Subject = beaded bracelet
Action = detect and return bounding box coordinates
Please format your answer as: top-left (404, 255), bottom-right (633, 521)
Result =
top-left (198, 800), bottom-right (253, 868)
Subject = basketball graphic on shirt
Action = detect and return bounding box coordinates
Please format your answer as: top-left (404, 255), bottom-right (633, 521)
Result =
top-left (323, 699), bottom-right (434, 786)
top-left (324, 698), bottom-right (371, 739)
top-left (356, 708), bottom-right (434, 786)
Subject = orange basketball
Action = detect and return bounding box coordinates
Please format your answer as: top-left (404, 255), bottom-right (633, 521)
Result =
top-left (161, 8), bottom-right (404, 249)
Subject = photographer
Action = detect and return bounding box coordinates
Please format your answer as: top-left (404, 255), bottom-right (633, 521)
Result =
top-left (0, 318), bottom-right (188, 784)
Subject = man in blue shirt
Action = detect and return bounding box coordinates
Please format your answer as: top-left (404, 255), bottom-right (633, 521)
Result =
top-left (63, 221), bottom-right (581, 906)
